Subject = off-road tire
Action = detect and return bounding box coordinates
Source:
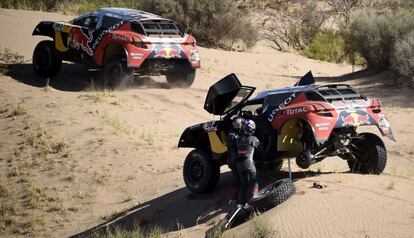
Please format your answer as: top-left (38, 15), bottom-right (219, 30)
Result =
top-left (166, 64), bottom-right (195, 88)
top-left (347, 133), bottom-right (387, 174)
top-left (183, 149), bottom-right (220, 194)
top-left (32, 40), bottom-right (62, 77)
top-left (104, 56), bottom-right (133, 90)
top-left (249, 178), bottom-right (295, 211)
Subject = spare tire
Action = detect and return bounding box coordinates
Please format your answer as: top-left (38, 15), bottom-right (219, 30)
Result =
top-left (250, 178), bottom-right (295, 210)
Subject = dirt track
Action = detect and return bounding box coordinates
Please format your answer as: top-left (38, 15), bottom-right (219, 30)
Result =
top-left (0, 8), bottom-right (413, 238)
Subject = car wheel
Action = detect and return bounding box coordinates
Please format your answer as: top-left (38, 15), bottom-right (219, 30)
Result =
top-left (249, 178), bottom-right (295, 211)
top-left (104, 56), bottom-right (133, 90)
top-left (32, 40), bottom-right (62, 77)
top-left (183, 149), bottom-right (220, 194)
top-left (347, 133), bottom-right (387, 174)
top-left (166, 63), bottom-right (195, 88)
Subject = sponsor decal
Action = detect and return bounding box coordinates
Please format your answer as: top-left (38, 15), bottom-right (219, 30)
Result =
top-left (111, 34), bottom-right (128, 42)
top-left (316, 122), bottom-right (330, 127)
top-left (54, 23), bottom-right (64, 32)
top-left (378, 115), bottom-right (390, 129)
top-left (70, 20), bottom-right (125, 56)
top-left (266, 92), bottom-right (297, 122)
top-left (71, 28), bottom-right (94, 56)
top-left (91, 20), bottom-right (125, 51)
top-left (284, 107), bottom-right (307, 115)
top-left (341, 112), bottom-right (370, 127)
top-left (154, 45), bottom-right (182, 59)
top-left (130, 52), bottom-right (144, 59)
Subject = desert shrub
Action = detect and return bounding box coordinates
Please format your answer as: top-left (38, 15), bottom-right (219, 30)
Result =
top-left (390, 30), bottom-right (414, 83)
top-left (343, 9), bottom-right (414, 72)
top-left (304, 30), bottom-right (346, 63)
top-left (139, 0), bottom-right (258, 50)
top-left (262, 2), bottom-right (327, 51)
top-left (0, 0), bottom-right (61, 11)
top-left (0, 47), bottom-right (25, 75)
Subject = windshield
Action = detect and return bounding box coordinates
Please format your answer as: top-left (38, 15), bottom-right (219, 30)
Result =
top-left (224, 87), bottom-right (254, 114)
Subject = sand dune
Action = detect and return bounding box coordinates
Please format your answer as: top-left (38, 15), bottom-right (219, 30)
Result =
top-left (0, 8), bottom-right (413, 238)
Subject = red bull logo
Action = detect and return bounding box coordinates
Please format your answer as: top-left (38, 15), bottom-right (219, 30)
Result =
top-left (341, 113), bottom-right (370, 126)
top-left (70, 28), bottom-right (94, 56)
top-left (358, 114), bottom-right (370, 125)
top-left (154, 46), bottom-right (181, 59)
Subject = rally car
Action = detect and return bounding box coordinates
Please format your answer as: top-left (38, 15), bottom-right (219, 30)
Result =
top-left (32, 7), bottom-right (200, 88)
top-left (178, 72), bottom-right (395, 193)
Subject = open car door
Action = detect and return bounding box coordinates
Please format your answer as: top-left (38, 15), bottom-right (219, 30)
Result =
top-left (204, 74), bottom-right (255, 115)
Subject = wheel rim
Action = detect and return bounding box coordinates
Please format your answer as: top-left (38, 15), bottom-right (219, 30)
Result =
top-left (189, 159), bottom-right (204, 184)
top-left (36, 49), bottom-right (50, 69)
top-left (254, 180), bottom-right (283, 198)
top-left (110, 65), bottom-right (122, 82)
top-left (349, 138), bottom-right (371, 169)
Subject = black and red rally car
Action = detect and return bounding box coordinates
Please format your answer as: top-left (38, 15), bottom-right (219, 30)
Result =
top-left (32, 7), bottom-right (201, 88)
top-left (178, 72), bottom-right (395, 194)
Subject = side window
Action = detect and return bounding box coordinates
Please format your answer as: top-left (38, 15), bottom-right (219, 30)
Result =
top-left (73, 17), bottom-right (86, 26)
top-left (83, 16), bottom-right (99, 29)
top-left (102, 16), bottom-right (122, 29)
top-left (73, 16), bottom-right (99, 29)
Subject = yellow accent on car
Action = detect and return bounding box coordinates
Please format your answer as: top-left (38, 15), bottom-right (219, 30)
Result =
top-left (208, 131), bottom-right (227, 154)
top-left (54, 24), bottom-right (72, 52)
top-left (277, 119), bottom-right (303, 155)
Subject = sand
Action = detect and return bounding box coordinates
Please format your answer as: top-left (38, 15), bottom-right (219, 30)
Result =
top-left (0, 8), bottom-right (413, 238)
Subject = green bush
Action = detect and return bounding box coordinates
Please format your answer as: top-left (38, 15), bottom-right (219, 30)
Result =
top-left (304, 30), bottom-right (347, 63)
top-left (0, 0), bottom-right (62, 11)
top-left (343, 9), bottom-right (414, 72)
top-left (391, 30), bottom-right (414, 83)
top-left (139, 0), bottom-right (257, 50)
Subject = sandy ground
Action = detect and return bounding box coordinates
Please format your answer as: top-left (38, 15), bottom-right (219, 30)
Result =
top-left (0, 8), bottom-right (413, 238)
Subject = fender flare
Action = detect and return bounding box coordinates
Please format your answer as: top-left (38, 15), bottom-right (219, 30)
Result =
top-left (101, 43), bottom-right (129, 66)
top-left (32, 21), bottom-right (55, 38)
top-left (276, 118), bottom-right (320, 154)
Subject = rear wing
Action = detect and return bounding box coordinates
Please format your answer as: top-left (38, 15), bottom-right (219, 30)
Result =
top-left (305, 84), bottom-right (367, 102)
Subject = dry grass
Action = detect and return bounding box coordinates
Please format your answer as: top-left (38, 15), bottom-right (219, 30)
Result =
top-left (99, 110), bottom-right (129, 133)
top-left (93, 224), bottom-right (164, 238)
top-left (23, 183), bottom-right (47, 209)
top-left (79, 90), bottom-right (117, 104)
top-left (25, 125), bottom-right (68, 155)
top-left (386, 181), bottom-right (396, 191)
top-left (0, 47), bottom-right (25, 74)
top-left (11, 103), bottom-right (28, 116)
top-left (250, 212), bottom-right (276, 238)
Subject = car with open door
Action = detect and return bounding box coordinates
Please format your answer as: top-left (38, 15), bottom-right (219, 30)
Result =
top-left (178, 72), bottom-right (395, 194)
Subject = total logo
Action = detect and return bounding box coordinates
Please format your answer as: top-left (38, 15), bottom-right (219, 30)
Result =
top-left (284, 107), bottom-right (307, 115)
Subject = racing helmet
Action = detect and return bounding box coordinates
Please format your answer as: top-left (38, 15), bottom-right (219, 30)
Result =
top-left (232, 116), bottom-right (244, 132)
top-left (244, 119), bottom-right (256, 134)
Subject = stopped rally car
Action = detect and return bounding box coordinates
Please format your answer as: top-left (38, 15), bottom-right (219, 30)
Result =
top-left (32, 7), bottom-right (200, 88)
top-left (178, 72), bottom-right (395, 194)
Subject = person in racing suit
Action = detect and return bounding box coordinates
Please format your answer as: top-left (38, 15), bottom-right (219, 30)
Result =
top-left (235, 119), bottom-right (261, 206)
top-left (227, 116), bottom-right (244, 201)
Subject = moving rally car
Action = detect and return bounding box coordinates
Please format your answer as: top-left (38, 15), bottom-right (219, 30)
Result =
top-left (32, 7), bottom-right (200, 88)
top-left (178, 72), bottom-right (395, 194)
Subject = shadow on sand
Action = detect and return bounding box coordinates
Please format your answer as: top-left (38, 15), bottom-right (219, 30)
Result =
top-left (5, 63), bottom-right (171, 91)
top-left (71, 169), bottom-right (333, 238)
